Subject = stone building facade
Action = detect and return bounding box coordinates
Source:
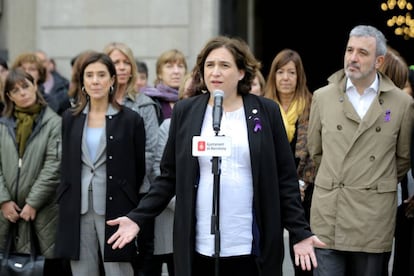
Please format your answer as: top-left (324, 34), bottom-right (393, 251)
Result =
top-left (0, 0), bottom-right (220, 83)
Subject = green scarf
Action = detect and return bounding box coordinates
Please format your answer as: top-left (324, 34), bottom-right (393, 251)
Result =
top-left (14, 104), bottom-right (42, 157)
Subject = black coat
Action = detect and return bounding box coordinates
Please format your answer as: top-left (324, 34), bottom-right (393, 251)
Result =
top-left (41, 71), bottom-right (71, 116)
top-left (55, 106), bottom-right (146, 261)
top-left (128, 92), bottom-right (312, 276)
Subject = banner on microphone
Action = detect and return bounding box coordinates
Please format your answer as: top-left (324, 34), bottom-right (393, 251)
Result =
top-left (192, 136), bottom-right (232, 157)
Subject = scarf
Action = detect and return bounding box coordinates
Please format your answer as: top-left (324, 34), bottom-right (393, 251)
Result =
top-left (142, 83), bottom-right (179, 102)
top-left (279, 99), bottom-right (305, 142)
top-left (14, 104), bottom-right (42, 157)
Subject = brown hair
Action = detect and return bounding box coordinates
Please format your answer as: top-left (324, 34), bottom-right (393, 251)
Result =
top-left (190, 36), bottom-right (260, 97)
top-left (178, 72), bottom-right (194, 99)
top-left (11, 53), bottom-right (46, 85)
top-left (378, 46), bottom-right (408, 89)
top-left (264, 48), bottom-right (312, 122)
top-left (2, 68), bottom-right (47, 117)
top-left (71, 52), bottom-right (120, 115)
top-left (68, 50), bottom-right (97, 99)
top-left (253, 68), bottom-right (266, 96)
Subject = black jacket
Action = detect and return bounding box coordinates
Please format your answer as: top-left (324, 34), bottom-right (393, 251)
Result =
top-left (42, 71), bottom-right (71, 115)
top-left (128, 92), bottom-right (312, 275)
top-left (55, 105), bottom-right (146, 261)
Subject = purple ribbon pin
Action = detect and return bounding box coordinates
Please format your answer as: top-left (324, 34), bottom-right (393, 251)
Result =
top-left (384, 109), bottom-right (391, 122)
top-left (254, 117), bottom-right (262, 132)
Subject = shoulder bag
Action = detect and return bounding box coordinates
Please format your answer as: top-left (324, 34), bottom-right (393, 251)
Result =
top-left (0, 221), bottom-right (45, 276)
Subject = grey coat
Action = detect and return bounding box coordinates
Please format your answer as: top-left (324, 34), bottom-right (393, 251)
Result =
top-left (123, 92), bottom-right (159, 193)
top-left (152, 118), bottom-right (174, 255)
top-left (0, 107), bottom-right (61, 258)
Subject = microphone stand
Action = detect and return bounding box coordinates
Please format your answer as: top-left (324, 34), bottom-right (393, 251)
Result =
top-left (211, 130), bottom-right (221, 276)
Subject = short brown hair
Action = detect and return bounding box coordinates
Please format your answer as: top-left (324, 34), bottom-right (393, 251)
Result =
top-left (11, 52), bottom-right (46, 85)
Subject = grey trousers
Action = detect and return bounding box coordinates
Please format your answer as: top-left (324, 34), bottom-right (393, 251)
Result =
top-left (70, 192), bottom-right (133, 276)
top-left (313, 248), bottom-right (389, 276)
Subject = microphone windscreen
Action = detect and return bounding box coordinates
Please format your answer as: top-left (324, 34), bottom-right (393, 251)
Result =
top-left (213, 90), bottom-right (224, 98)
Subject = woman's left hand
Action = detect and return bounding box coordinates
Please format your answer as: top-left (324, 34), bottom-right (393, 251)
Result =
top-left (293, 235), bottom-right (326, 271)
top-left (107, 216), bottom-right (140, 249)
top-left (20, 204), bottom-right (36, 221)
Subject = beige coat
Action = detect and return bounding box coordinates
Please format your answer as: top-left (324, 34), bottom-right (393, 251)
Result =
top-left (308, 70), bottom-right (414, 253)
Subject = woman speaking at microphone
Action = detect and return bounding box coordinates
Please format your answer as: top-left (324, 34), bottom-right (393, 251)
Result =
top-left (106, 35), bottom-right (325, 276)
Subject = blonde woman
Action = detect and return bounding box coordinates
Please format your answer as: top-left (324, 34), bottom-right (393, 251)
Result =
top-left (104, 42), bottom-right (160, 275)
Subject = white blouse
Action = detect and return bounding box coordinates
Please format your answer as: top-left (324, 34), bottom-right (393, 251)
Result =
top-left (195, 105), bottom-right (253, 257)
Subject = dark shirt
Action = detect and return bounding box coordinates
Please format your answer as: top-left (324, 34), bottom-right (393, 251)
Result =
top-left (42, 71), bottom-right (71, 115)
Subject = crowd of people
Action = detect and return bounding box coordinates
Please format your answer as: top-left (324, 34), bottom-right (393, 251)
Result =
top-left (0, 24), bottom-right (413, 276)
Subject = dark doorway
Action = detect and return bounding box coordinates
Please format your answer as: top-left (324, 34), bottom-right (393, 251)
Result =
top-left (220, 0), bottom-right (414, 92)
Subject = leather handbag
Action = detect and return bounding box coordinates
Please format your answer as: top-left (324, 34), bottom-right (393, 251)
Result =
top-left (0, 222), bottom-right (45, 276)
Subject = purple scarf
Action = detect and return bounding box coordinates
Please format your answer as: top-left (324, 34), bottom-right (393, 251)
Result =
top-left (142, 84), bottom-right (179, 102)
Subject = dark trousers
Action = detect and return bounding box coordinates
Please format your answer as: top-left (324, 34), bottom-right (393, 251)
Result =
top-left (132, 193), bottom-right (157, 276)
top-left (152, 253), bottom-right (174, 276)
top-left (44, 258), bottom-right (72, 276)
top-left (131, 217), bottom-right (157, 276)
top-left (314, 248), bottom-right (389, 276)
top-left (193, 253), bottom-right (259, 276)
top-left (288, 185), bottom-right (313, 276)
top-left (392, 202), bottom-right (414, 276)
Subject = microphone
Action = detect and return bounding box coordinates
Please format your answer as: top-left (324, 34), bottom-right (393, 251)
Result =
top-left (212, 90), bottom-right (224, 132)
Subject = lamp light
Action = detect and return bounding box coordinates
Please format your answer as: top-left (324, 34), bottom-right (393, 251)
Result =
top-left (382, 0), bottom-right (414, 39)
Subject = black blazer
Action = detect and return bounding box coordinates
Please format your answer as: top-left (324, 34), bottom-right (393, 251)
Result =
top-left (55, 106), bottom-right (146, 261)
top-left (128, 92), bottom-right (312, 275)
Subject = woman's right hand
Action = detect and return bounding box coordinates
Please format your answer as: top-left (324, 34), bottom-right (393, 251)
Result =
top-left (1, 200), bottom-right (21, 223)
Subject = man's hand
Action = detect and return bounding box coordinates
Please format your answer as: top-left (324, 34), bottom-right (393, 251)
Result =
top-left (107, 216), bottom-right (140, 249)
